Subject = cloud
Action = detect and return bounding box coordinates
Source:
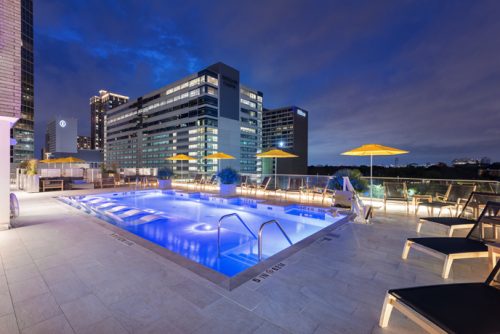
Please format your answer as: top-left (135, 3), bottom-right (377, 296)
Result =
top-left (33, 0), bottom-right (500, 165)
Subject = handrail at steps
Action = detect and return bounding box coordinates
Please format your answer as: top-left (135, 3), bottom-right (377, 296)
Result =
top-left (217, 213), bottom-right (257, 256)
top-left (258, 219), bottom-right (293, 261)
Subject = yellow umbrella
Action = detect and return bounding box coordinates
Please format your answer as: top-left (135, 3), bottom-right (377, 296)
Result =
top-left (203, 152), bottom-right (235, 173)
top-left (256, 149), bottom-right (298, 189)
top-left (165, 154), bottom-right (196, 180)
top-left (341, 144), bottom-right (409, 202)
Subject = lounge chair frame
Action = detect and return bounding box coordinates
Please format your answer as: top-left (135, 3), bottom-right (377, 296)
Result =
top-left (379, 261), bottom-right (500, 333)
top-left (416, 183), bottom-right (476, 217)
top-left (416, 192), bottom-right (499, 236)
top-left (383, 181), bottom-right (410, 213)
top-left (403, 202), bottom-right (499, 278)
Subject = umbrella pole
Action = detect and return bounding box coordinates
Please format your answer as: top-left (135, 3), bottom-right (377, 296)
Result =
top-left (275, 158), bottom-right (277, 190)
top-left (370, 154), bottom-right (373, 205)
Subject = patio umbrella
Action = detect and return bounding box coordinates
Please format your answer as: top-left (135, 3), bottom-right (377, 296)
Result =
top-left (165, 154), bottom-right (196, 180)
top-left (203, 152), bottom-right (235, 174)
top-left (256, 149), bottom-right (298, 189)
top-left (341, 144), bottom-right (409, 203)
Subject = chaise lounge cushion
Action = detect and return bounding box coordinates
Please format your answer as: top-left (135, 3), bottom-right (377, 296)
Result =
top-left (407, 237), bottom-right (487, 255)
top-left (420, 217), bottom-right (476, 227)
top-left (389, 283), bottom-right (500, 334)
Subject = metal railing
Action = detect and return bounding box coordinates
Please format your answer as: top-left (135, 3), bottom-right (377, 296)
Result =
top-left (258, 219), bottom-right (293, 261)
top-left (217, 213), bottom-right (257, 256)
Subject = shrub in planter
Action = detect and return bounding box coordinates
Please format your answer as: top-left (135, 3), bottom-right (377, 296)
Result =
top-left (157, 167), bottom-right (173, 189)
top-left (217, 167), bottom-right (239, 196)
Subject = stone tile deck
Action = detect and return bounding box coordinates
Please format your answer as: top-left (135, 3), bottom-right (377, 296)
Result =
top-left (0, 188), bottom-right (490, 333)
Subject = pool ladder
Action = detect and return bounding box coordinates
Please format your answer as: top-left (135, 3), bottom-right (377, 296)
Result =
top-left (217, 213), bottom-right (293, 261)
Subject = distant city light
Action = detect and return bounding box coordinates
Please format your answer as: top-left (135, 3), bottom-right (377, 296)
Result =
top-left (279, 141), bottom-right (284, 148)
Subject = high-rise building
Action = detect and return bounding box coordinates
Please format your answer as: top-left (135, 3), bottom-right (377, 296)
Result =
top-left (90, 90), bottom-right (128, 150)
top-left (105, 62), bottom-right (263, 175)
top-left (10, 0), bottom-right (34, 164)
top-left (1, 0), bottom-right (23, 228)
top-left (45, 117), bottom-right (78, 154)
top-left (262, 106), bottom-right (308, 175)
top-left (77, 135), bottom-right (91, 150)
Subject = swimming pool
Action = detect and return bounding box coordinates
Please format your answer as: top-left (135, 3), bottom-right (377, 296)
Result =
top-left (61, 190), bottom-right (345, 281)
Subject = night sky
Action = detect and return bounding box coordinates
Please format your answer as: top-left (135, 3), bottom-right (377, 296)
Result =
top-left (34, 0), bottom-right (500, 165)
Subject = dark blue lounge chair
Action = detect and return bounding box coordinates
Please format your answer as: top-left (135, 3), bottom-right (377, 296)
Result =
top-left (380, 260), bottom-right (500, 333)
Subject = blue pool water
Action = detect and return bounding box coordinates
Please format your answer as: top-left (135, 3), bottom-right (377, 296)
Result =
top-left (63, 190), bottom-right (342, 277)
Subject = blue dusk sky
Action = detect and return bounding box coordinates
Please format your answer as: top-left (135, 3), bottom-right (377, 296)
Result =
top-left (34, 0), bottom-right (500, 165)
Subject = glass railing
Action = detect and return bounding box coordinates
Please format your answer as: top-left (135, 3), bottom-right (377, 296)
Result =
top-left (171, 172), bottom-right (499, 198)
top-left (359, 176), bottom-right (499, 199)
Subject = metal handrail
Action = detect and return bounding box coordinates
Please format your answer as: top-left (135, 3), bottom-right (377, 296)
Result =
top-left (258, 219), bottom-right (293, 261)
top-left (217, 213), bottom-right (257, 256)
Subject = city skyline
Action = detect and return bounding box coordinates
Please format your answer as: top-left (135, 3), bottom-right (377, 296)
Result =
top-left (34, 0), bottom-right (500, 165)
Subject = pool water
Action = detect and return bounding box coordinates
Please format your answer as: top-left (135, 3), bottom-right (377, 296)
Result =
top-left (63, 190), bottom-right (343, 277)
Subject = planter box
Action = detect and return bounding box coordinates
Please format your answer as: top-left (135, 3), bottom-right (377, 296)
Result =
top-left (219, 183), bottom-right (236, 197)
top-left (158, 179), bottom-right (172, 190)
top-left (26, 175), bottom-right (40, 193)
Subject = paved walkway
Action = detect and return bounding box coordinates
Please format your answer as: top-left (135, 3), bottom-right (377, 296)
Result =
top-left (0, 189), bottom-right (490, 333)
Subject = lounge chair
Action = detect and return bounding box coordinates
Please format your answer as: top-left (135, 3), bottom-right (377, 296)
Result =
top-left (379, 260), bottom-right (500, 333)
top-left (239, 175), bottom-right (250, 195)
top-left (202, 174), bottom-right (217, 190)
top-left (188, 174), bottom-right (204, 189)
top-left (384, 182), bottom-right (409, 213)
top-left (284, 177), bottom-right (305, 202)
top-left (417, 183), bottom-right (476, 217)
top-left (417, 192), bottom-right (500, 236)
top-left (310, 177), bottom-right (336, 205)
top-left (402, 201), bottom-right (500, 278)
top-left (249, 176), bottom-right (271, 197)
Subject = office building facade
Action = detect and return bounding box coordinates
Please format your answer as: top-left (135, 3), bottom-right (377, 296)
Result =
top-left (10, 0), bottom-right (34, 163)
top-left (45, 117), bottom-right (78, 154)
top-left (262, 106), bottom-right (308, 175)
top-left (90, 90), bottom-right (128, 150)
top-left (77, 135), bottom-right (91, 150)
top-left (105, 62), bottom-right (263, 175)
top-left (1, 0), bottom-right (23, 228)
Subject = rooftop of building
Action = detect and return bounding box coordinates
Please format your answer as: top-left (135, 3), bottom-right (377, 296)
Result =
top-left (1, 183), bottom-right (495, 333)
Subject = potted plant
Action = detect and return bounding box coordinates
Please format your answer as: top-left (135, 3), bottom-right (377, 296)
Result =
top-left (331, 169), bottom-right (368, 207)
top-left (217, 167), bottom-right (239, 196)
top-left (157, 167), bottom-right (173, 189)
top-left (26, 159), bottom-right (40, 193)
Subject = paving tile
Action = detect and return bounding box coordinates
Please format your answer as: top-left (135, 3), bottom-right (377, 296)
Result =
top-left (171, 279), bottom-right (222, 309)
top-left (40, 265), bottom-right (78, 287)
top-left (0, 313), bottom-right (19, 334)
top-left (60, 294), bottom-right (111, 332)
top-left (76, 317), bottom-right (127, 334)
top-left (2, 254), bottom-right (33, 270)
top-left (0, 291), bottom-right (13, 317)
top-left (5, 263), bottom-right (41, 284)
top-left (21, 314), bottom-right (74, 334)
top-left (253, 299), bottom-right (318, 334)
top-left (194, 298), bottom-right (265, 334)
top-left (14, 293), bottom-right (61, 330)
top-left (9, 277), bottom-right (49, 304)
top-left (48, 278), bottom-right (92, 305)
top-left (252, 320), bottom-right (290, 334)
